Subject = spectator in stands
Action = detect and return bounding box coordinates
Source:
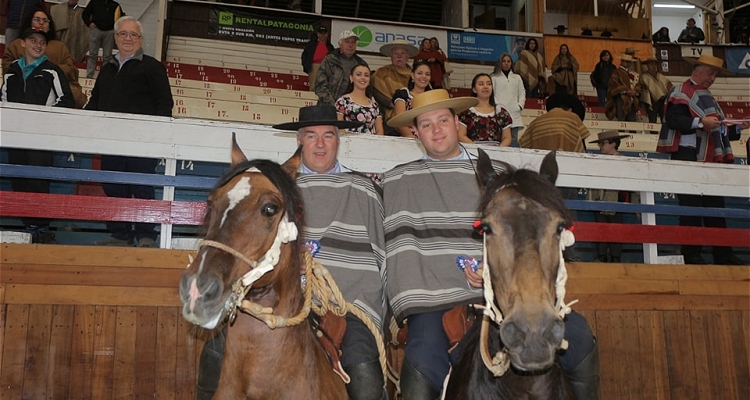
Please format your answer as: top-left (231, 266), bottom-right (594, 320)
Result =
top-left (520, 92), bottom-right (590, 262)
top-left (587, 130), bottom-right (637, 263)
top-left (51, 0), bottom-right (88, 63)
top-left (1, 26), bottom-right (75, 244)
top-left (3, 9), bottom-right (87, 108)
top-left (590, 50), bottom-right (616, 107)
top-left (391, 60), bottom-right (432, 137)
top-left (415, 38), bottom-right (446, 89)
top-left (430, 37), bottom-right (452, 89)
top-left (491, 53), bottom-right (525, 147)
top-left (335, 64), bottom-right (384, 135)
top-left (514, 37), bottom-right (546, 98)
top-left (652, 27), bottom-right (671, 44)
top-left (315, 30), bottom-right (368, 106)
top-left (623, 47), bottom-right (642, 74)
top-left (198, 105), bottom-right (387, 400)
top-left (3, 0), bottom-right (42, 45)
top-left (386, 89), bottom-right (600, 400)
top-left (640, 58), bottom-right (673, 124)
top-left (678, 18), bottom-right (705, 44)
top-left (656, 55), bottom-right (748, 265)
top-left (511, 36), bottom-right (526, 63)
top-left (605, 54), bottom-right (641, 122)
top-left (85, 16), bottom-right (173, 248)
top-left (82, 0), bottom-right (124, 78)
top-left (550, 44), bottom-right (579, 96)
top-left (372, 40), bottom-right (419, 135)
top-left (301, 25), bottom-right (334, 93)
top-left (554, 24), bottom-right (567, 35)
top-left (457, 73), bottom-right (511, 146)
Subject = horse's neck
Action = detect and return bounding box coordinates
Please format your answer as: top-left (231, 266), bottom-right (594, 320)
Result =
top-left (219, 315), bottom-right (336, 398)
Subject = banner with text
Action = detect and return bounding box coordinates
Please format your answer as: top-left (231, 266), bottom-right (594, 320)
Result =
top-left (331, 20), bottom-right (446, 54)
top-left (446, 31), bottom-right (545, 63)
top-left (208, 7), bottom-right (319, 46)
top-left (725, 47), bottom-right (750, 75)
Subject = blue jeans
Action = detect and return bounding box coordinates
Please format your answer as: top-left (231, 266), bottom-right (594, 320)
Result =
top-left (596, 87), bottom-right (608, 107)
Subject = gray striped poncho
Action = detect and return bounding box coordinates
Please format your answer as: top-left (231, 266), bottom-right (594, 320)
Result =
top-left (383, 160), bottom-right (486, 323)
top-left (297, 172), bottom-right (386, 329)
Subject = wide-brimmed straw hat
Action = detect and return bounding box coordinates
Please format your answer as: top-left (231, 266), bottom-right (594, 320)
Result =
top-left (589, 130), bottom-right (630, 144)
top-left (379, 40), bottom-right (419, 57)
top-left (624, 47), bottom-right (640, 55)
top-left (387, 89), bottom-right (478, 128)
top-left (644, 57), bottom-right (659, 63)
top-left (545, 92), bottom-right (586, 121)
top-left (620, 54), bottom-right (634, 62)
top-left (273, 105), bottom-right (363, 131)
top-left (684, 54), bottom-right (731, 73)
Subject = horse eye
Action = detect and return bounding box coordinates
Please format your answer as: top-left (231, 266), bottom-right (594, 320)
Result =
top-left (261, 203), bottom-right (279, 217)
top-left (556, 224), bottom-right (566, 234)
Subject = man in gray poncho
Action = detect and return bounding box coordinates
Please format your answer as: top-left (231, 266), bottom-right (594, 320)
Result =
top-left (386, 89), bottom-right (600, 400)
top-left (195, 105), bottom-right (387, 400)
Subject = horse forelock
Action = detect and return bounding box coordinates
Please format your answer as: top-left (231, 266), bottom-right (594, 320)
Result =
top-left (202, 159), bottom-right (305, 235)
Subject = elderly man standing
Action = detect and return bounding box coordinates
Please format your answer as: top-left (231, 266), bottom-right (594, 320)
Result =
top-left (605, 54), bottom-right (641, 122)
top-left (315, 29), bottom-right (368, 105)
top-left (371, 39), bottom-right (419, 133)
top-left (86, 16), bottom-right (173, 247)
top-left (387, 90), bottom-right (599, 400)
top-left (640, 57), bottom-right (673, 123)
top-left (196, 106), bottom-right (388, 400)
top-left (657, 55), bottom-right (749, 265)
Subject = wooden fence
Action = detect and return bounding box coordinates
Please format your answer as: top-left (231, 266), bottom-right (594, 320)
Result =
top-left (1, 244), bottom-right (747, 399)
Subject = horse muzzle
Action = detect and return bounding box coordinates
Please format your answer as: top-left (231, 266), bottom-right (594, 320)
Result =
top-left (500, 314), bottom-right (565, 371)
top-left (179, 272), bottom-right (228, 329)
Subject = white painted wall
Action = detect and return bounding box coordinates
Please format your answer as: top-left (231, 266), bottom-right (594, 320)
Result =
top-left (652, 7), bottom-right (704, 43)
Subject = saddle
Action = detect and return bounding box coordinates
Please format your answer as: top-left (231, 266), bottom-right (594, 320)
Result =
top-left (311, 312), bottom-right (351, 383)
top-left (392, 305), bottom-right (477, 354)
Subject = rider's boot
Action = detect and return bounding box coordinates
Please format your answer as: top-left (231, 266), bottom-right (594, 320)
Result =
top-left (196, 330), bottom-right (225, 400)
top-left (565, 340), bottom-right (600, 400)
top-left (345, 359), bottom-right (387, 400)
top-left (400, 360), bottom-right (440, 400)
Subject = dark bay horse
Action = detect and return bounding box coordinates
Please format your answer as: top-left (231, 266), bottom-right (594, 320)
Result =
top-left (178, 138), bottom-right (347, 399)
top-left (443, 150), bottom-right (575, 400)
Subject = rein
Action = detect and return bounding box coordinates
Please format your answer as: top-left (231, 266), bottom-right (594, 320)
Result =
top-left (475, 216), bottom-right (578, 377)
top-left (195, 216), bottom-right (389, 380)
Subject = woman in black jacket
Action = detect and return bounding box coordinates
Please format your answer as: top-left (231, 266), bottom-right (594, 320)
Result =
top-left (590, 49), bottom-right (616, 107)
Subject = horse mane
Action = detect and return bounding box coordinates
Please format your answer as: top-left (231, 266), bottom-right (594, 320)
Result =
top-left (477, 161), bottom-right (572, 226)
top-left (201, 159), bottom-right (306, 235)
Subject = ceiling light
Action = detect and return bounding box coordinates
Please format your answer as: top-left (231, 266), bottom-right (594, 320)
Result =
top-left (654, 4), bottom-right (696, 8)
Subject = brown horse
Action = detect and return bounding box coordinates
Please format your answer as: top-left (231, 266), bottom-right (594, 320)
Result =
top-left (443, 150), bottom-right (575, 400)
top-left (178, 138), bottom-right (347, 399)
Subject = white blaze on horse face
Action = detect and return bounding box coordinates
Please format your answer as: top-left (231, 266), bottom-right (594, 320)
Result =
top-left (221, 176), bottom-right (253, 227)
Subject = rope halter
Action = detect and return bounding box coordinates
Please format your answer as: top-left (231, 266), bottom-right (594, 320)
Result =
top-left (197, 211), bottom-right (300, 327)
top-left (477, 225), bottom-right (578, 377)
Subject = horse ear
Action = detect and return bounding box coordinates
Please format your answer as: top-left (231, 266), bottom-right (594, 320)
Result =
top-left (539, 151), bottom-right (559, 185)
top-left (231, 132), bottom-right (248, 167)
top-left (281, 146), bottom-right (302, 180)
top-left (475, 148), bottom-right (497, 188)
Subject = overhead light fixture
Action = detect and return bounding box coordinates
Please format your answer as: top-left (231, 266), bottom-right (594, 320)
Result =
top-left (654, 4), bottom-right (696, 8)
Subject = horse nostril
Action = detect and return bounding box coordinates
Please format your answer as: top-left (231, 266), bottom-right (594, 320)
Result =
top-left (500, 321), bottom-right (527, 349)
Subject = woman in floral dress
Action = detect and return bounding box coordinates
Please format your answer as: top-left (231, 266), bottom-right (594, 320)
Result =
top-left (458, 73), bottom-right (512, 146)
top-left (335, 64), bottom-right (384, 135)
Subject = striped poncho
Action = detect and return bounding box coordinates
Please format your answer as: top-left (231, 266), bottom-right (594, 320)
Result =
top-left (297, 172), bottom-right (386, 329)
top-left (383, 160), bottom-right (486, 323)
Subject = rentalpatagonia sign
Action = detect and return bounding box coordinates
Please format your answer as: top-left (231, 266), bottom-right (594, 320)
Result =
top-left (208, 7), bottom-right (319, 45)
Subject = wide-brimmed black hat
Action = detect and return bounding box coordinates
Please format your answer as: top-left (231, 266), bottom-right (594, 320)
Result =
top-left (546, 92), bottom-right (586, 121)
top-left (272, 105), bottom-right (363, 131)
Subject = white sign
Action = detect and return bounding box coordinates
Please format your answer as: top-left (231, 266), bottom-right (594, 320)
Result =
top-left (680, 46), bottom-right (714, 58)
top-left (331, 20), bottom-right (446, 54)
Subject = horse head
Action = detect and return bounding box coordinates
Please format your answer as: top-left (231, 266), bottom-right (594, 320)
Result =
top-left (475, 149), bottom-right (572, 371)
top-left (179, 135), bottom-right (304, 329)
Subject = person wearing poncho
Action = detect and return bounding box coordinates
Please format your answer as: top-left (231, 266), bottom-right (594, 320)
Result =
top-left (386, 89), bottom-right (600, 400)
top-left (195, 106), bottom-right (388, 400)
top-left (372, 40), bottom-right (419, 133)
top-left (656, 55), bottom-right (749, 266)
